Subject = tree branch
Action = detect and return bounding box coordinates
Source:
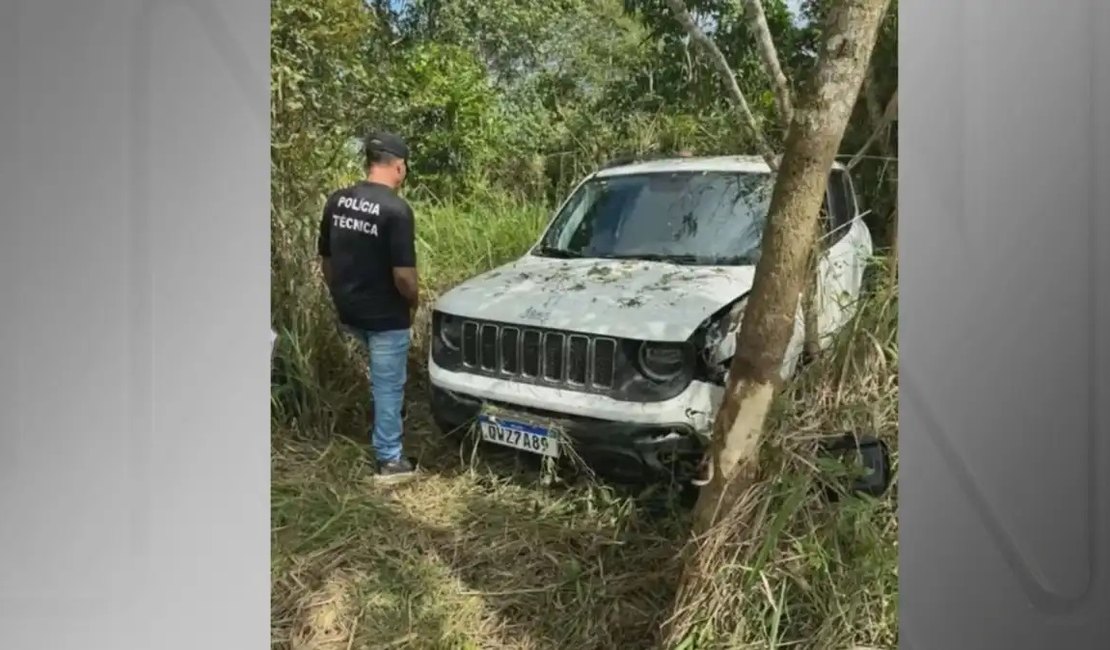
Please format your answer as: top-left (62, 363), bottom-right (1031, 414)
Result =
top-left (740, 0), bottom-right (793, 130)
top-left (861, 67), bottom-right (883, 125)
top-left (665, 0), bottom-right (778, 169)
top-left (848, 88), bottom-right (897, 169)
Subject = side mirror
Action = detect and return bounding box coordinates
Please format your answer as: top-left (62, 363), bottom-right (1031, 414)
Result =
top-left (817, 432), bottom-right (893, 500)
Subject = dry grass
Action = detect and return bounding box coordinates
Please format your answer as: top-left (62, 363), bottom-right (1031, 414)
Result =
top-left (272, 428), bottom-right (684, 648)
top-left (271, 196), bottom-right (898, 650)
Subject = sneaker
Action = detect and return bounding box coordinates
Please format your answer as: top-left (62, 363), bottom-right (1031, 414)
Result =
top-left (375, 457), bottom-right (418, 484)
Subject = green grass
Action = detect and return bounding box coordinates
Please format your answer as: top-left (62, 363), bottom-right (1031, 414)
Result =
top-left (270, 194), bottom-right (898, 650)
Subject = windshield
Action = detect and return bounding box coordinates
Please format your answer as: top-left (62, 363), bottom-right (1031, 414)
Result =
top-left (536, 171), bottom-right (774, 265)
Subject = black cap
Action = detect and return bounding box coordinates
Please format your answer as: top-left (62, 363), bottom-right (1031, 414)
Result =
top-left (365, 131), bottom-right (410, 160)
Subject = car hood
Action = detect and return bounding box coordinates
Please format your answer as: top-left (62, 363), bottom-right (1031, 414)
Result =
top-left (434, 255), bottom-right (755, 341)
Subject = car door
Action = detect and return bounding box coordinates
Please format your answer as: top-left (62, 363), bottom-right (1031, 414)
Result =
top-left (816, 168), bottom-right (873, 346)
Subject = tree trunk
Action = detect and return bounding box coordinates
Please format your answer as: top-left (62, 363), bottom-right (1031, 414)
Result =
top-left (848, 88), bottom-right (898, 168)
top-left (863, 67), bottom-right (884, 131)
top-left (689, 0), bottom-right (893, 536)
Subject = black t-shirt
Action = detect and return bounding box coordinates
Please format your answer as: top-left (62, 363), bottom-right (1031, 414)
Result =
top-left (317, 181), bottom-right (416, 332)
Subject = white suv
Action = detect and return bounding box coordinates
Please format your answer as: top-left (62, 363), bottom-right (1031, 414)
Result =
top-left (428, 156), bottom-right (873, 481)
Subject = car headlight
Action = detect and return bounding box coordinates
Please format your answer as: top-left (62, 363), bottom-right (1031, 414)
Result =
top-left (438, 313), bottom-right (462, 351)
top-left (637, 342), bottom-right (689, 382)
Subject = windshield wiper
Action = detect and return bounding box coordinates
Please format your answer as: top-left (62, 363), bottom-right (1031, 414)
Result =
top-left (602, 252), bottom-right (702, 264)
top-left (535, 245), bottom-right (583, 259)
top-left (713, 254), bottom-right (757, 266)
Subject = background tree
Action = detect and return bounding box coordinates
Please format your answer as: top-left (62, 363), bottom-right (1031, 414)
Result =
top-left (663, 0), bottom-right (894, 644)
top-left (679, 0), bottom-right (892, 531)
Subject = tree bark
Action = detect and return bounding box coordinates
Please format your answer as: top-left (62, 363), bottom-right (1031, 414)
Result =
top-left (741, 0), bottom-right (793, 130)
top-left (689, 0), bottom-right (893, 536)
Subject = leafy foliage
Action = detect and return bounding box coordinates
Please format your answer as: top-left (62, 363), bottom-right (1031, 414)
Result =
top-left (271, 0), bottom-right (896, 213)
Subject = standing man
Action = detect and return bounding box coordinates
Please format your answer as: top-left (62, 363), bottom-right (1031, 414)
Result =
top-left (318, 132), bottom-right (420, 482)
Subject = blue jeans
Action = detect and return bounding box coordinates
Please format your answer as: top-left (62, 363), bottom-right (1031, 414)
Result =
top-left (347, 327), bottom-right (411, 463)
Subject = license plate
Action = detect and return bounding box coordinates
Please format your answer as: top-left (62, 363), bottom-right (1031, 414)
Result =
top-left (478, 413), bottom-right (559, 458)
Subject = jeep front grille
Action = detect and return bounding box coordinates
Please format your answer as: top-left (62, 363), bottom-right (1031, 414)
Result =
top-left (459, 320), bottom-right (617, 392)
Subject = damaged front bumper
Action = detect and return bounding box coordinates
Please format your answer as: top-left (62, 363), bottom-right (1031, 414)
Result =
top-left (430, 385), bottom-right (707, 483)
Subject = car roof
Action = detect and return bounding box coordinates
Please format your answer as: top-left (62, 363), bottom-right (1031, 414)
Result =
top-left (593, 155), bottom-right (847, 178)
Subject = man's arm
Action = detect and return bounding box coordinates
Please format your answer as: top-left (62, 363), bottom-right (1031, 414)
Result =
top-left (389, 204), bottom-right (420, 316)
top-left (317, 199), bottom-right (333, 285)
top-left (393, 266), bottom-right (419, 310)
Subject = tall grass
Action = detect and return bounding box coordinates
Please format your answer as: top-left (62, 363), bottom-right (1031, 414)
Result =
top-left (270, 190), bottom-right (898, 649)
top-left (409, 195), bottom-right (550, 306)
